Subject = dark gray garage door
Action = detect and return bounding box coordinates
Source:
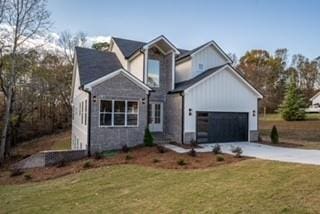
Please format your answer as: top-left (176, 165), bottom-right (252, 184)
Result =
top-left (196, 112), bottom-right (248, 143)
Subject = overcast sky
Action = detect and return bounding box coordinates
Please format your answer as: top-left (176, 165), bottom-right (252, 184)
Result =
top-left (48, 0), bottom-right (320, 59)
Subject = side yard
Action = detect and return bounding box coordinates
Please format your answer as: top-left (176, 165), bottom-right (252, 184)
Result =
top-left (259, 113), bottom-right (320, 149)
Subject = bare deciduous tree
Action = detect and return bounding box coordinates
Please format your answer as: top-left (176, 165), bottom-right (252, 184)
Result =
top-left (0, 0), bottom-right (51, 163)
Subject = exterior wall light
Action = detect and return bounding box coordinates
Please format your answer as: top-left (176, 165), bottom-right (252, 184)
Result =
top-left (142, 98), bottom-right (145, 104)
top-left (252, 110), bottom-right (256, 117)
top-left (189, 108), bottom-right (192, 116)
top-left (93, 96), bottom-right (97, 103)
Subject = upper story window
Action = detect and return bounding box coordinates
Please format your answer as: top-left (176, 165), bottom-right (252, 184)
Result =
top-left (147, 59), bottom-right (160, 88)
top-left (198, 63), bottom-right (204, 70)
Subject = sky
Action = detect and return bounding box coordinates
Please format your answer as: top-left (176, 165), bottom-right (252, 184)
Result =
top-left (48, 0), bottom-right (320, 60)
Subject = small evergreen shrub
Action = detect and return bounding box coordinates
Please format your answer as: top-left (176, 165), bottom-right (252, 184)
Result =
top-left (125, 155), bottom-right (133, 160)
top-left (270, 125), bottom-right (279, 144)
top-left (212, 144), bottom-right (221, 154)
top-left (83, 161), bottom-right (92, 168)
top-left (216, 155), bottom-right (224, 162)
top-left (177, 159), bottom-right (187, 166)
top-left (188, 148), bottom-right (197, 157)
top-left (153, 158), bottom-right (160, 163)
top-left (144, 127), bottom-right (154, 147)
top-left (156, 145), bottom-right (166, 153)
top-left (231, 146), bottom-right (243, 158)
top-left (122, 145), bottom-right (129, 153)
top-left (94, 152), bottom-right (103, 160)
top-left (10, 169), bottom-right (24, 177)
top-left (190, 139), bottom-right (198, 147)
top-left (24, 174), bottom-right (32, 180)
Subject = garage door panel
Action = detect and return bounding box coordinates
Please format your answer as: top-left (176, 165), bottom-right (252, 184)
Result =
top-left (196, 112), bottom-right (248, 143)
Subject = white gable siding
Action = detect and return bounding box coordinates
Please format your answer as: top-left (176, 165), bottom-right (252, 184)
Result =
top-left (175, 60), bottom-right (192, 83)
top-left (128, 53), bottom-right (144, 81)
top-left (110, 42), bottom-right (128, 69)
top-left (184, 67), bottom-right (258, 134)
top-left (312, 94), bottom-right (320, 105)
top-left (71, 64), bottom-right (88, 151)
top-left (191, 45), bottom-right (227, 78)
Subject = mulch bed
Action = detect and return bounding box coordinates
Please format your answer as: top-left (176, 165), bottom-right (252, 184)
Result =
top-left (169, 142), bottom-right (201, 149)
top-left (0, 146), bottom-right (248, 185)
top-left (258, 140), bottom-right (304, 148)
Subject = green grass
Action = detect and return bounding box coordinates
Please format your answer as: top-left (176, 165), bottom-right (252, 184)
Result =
top-left (2, 160), bottom-right (320, 213)
top-left (260, 113), bottom-right (320, 147)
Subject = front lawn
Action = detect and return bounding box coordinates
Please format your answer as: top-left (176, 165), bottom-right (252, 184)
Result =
top-left (1, 160), bottom-right (320, 213)
top-left (260, 113), bottom-right (320, 148)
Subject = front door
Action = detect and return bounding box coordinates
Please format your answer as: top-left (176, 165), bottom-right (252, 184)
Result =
top-left (148, 102), bottom-right (163, 132)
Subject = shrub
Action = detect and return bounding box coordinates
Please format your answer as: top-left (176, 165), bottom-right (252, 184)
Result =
top-left (10, 169), bottom-right (24, 177)
top-left (188, 148), bottom-right (197, 157)
top-left (125, 155), bottom-right (133, 160)
top-left (144, 127), bottom-right (154, 147)
top-left (122, 145), bottom-right (129, 153)
top-left (56, 160), bottom-right (66, 168)
top-left (94, 152), bottom-right (103, 160)
top-left (153, 158), bottom-right (160, 163)
top-left (190, 139), bottom-right (198, 147)
top-left (270, 125), bottom-right (279, 144)
top-left (216, 155), bottom-right (224, 162)
top-left (83, 161), bottom-right (92, 168)
top-left (24, 174), bottom-right (32, 180)
top-left (212, 144), bottom-right (221, 154)
top-left (231, 146), bottom-right (243, 158)
top-left (156, 145), bottom-right (166, 153)
top-left (177, 159), bottom-right (187, 166)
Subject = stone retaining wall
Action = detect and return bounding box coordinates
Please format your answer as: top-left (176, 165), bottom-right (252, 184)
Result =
top-left (13, 149), bottom-right (87, 169)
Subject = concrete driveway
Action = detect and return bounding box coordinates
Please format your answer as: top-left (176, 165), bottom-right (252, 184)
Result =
top-left (200, 142), bottom-right (320, 166)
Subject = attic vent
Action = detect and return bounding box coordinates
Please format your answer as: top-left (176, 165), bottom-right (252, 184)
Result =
top-left (198, 64), bottom-right (204, 70)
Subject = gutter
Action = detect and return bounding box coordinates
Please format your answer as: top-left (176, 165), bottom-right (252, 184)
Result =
top-left (180, 92), bottom-right (185, 144)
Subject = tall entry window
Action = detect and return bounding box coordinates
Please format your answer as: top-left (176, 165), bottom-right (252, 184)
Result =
top-left (147, 59), bottom-right (160, 87)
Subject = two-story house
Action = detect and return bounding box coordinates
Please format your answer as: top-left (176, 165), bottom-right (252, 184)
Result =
top-left (71, 35), bottom-right (263, 154)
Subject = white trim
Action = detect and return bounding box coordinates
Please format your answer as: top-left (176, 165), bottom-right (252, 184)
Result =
top-left (310, 91), bottom-right (320, 101)
top-left (84, 68), bottom-right (151, 92)
top-left (142, 35), bottom-right (180, 55)
top-left (144, 48), bottom-right (148, 84)
top-left (171, 51), bottom-right (175, 90)
top-left (190, 41), bottom-right (232, 64)
top-left (184, 64), bottom-right (263, 98)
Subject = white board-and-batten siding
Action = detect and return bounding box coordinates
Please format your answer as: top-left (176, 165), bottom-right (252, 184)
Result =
top-left (184, 67), bottom-right (259, 134)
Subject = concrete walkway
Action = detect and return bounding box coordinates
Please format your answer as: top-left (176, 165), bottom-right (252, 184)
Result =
top-left (163, 142), bottom-right (320, 166)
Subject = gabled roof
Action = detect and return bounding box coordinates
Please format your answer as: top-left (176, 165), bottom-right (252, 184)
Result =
top-left (171, 64), bottom-right (227, 93)
top-left (170, 64), bottom-right (263, 98)
top-left (311, 91), bottom-right (320, 101)
top-left (112, 37), bottom-right (146, 59)
top-left (75, 47), bottom-right (123, 86)
top-left (176, 41), bottom-right (232, 63)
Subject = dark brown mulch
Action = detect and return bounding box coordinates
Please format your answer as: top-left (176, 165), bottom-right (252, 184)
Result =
top-left (169, 142), bottom-right (201, 149)
top-left (0, 146), bottom-right (247, 185)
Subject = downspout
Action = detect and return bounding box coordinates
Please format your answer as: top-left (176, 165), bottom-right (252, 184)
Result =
top-left (82, 87), bottom-right (92, 157)
top-left (180, 92), bottom-right (185, 144)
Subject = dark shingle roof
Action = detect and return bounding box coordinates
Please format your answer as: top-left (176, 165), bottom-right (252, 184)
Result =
top-left (176, 42), bottom-right (211, 61)
top-left (75, 47), bottom-right (123, 86)
top-left (171, 64), bottom-right (227, 93)
top-left (112, 37), bottom-right (146, 59)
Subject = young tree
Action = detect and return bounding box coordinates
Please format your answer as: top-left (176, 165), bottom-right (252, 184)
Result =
top-left (92, 42), bottom-right (109, 51)
top-left (279, 74), bottom-right (306, 121)
top-left (0, 0), bottom-right (51, 163)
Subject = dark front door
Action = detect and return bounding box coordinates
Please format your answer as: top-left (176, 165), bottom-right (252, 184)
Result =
top-left (196, 112), bottom-right (248, 143)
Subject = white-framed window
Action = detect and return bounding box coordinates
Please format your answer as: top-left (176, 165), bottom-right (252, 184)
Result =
top-left (198, 63), bottom-right (204, 70)
top-left (147, 59), bottom-right (160, 87)
top-left (76, 138), bottom-right (79, 149)
top-left (100, 100), bottom-right (139, 127)
top-left (79, 103), bottom-right (81, 116)
top-left (84, 99), bottom-right (88, 126)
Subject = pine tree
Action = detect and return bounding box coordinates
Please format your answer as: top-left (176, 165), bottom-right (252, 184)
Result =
top-left (270, 125), bottom-right (279, 144)
top-left (279, 74), bottom-right (306, 121)
top-left (144, 127), bottom-right (154, 147)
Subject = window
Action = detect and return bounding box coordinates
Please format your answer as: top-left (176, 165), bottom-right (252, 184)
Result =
top-left (198, 63), bottom-right (204, 70)
top-left (100, 100), bottom-right (112, 126)
top-left (72, 105), bottom-right (74, 120)
top-left (79, 103), bottom-right (81, 116)
top-left (81, 101), bottom-right (84, 124)
top-left (84, 100), bottom-right (88, 126)
top-left (100, 100), bottom-right (138, 127)
top-left (127, 101), bottom-right (138, 126)
top-left (147, 59), bottom-right (160, 87)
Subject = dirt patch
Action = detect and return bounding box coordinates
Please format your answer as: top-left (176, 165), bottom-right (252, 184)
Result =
top-left (0, 146), bottom-right (247, 185)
